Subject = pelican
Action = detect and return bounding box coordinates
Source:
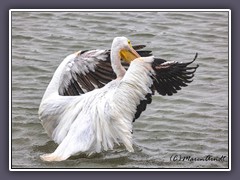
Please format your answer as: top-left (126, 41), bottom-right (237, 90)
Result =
top-left (39, 36), bottom-right (198, 161)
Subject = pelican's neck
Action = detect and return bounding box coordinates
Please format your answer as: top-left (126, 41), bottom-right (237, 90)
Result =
top-left (110, 46), bottom-right (126, 78)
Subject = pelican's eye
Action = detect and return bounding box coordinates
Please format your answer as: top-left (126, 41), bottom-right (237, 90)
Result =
top-left (127, 40), bottom-right (131, 45)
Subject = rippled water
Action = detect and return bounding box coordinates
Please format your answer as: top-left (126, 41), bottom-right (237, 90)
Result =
top-left (11, 10), bottom-right (229, 169)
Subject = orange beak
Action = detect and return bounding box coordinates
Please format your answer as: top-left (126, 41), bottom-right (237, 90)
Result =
top-left (120, 45), bottom-right (141, 64)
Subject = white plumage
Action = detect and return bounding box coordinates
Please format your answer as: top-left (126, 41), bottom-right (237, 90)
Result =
top-left (39, 36), bottom-right (199, 162)
top-left (39, 37), bottom-right (155, 161)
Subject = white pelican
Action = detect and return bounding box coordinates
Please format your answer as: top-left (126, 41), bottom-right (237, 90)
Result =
top-left (39, 37), bottom-right (198, 161)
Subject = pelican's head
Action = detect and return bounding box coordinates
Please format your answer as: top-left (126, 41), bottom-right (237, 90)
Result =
top-left (112, 37), bottom-right (141, 63)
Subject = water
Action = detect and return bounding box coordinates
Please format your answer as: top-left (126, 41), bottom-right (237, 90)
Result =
top-left (11, 10), bottom-right (229, 169)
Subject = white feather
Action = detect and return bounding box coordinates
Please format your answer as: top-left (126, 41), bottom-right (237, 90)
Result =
top-left (39, 37), bottom-right (155, 161)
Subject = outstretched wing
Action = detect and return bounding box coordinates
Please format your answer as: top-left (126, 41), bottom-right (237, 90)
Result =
top-left (58, 45), bottom-right (152, 96)
top-left (152, 53), bottom-right (199, 96)
top-left (59, 49), bottom-right (113, 96)
top-left (58, 45), bottom-right (198, 123)
top-left (133, 53), bottom-right (199, 122)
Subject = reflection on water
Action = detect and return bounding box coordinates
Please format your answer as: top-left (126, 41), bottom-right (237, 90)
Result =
top-left (11, 10), bottom-right (229, 169)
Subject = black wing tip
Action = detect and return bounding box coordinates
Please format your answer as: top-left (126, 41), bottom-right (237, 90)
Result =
top-left (137, 50), bottom-right (153, 57)
top-left (194, 52), bottom-right (198, 60)
top-left (192, 52), bottom-right (199, 65)
top-left (80, 49), bottom-right (89, 55)
top-left (153, 52), bottom-right (199, 96)
top-left (132, 45), bottom-right (146, 50)
top-left (190, 53), bottom-right (199, 69)
top-left (188, 52), bottom-right (198, 65)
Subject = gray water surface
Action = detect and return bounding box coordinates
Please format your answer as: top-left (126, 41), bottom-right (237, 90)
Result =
top-left (11, 11), bottom-right (229, 169)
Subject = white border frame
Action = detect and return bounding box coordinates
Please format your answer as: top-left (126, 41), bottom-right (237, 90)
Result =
top-left (9, 9), bottom-right (231, 171)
